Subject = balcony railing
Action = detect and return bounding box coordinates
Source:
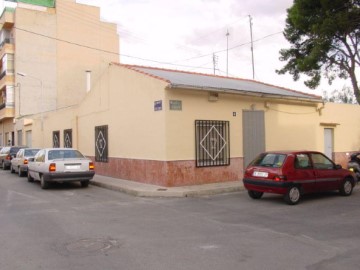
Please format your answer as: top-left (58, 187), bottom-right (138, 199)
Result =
top-left (0, 69), bottom-right (14, 81)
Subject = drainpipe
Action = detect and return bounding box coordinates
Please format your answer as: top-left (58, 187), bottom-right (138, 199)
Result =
top-left (86, 70), bottom-right (91, 93)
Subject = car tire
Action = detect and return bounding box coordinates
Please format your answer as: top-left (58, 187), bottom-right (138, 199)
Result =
top-left (40, 175), bottom-right (49, 189)
top-left (18, 168), bottom-right (24, 177)
top-left (340, 178), bottom-right (353, 196)
top-left (284, 186), bottom-right (301, 205)
top-left (27, 172), bottom-right (34, 182)
top-left (1, 161), bottom-right (4, 170)
top-left (10, 165), bottom-right (15, 173)
top-left (248, 190), bottom-right (263, 199)
top-left (81, 180), bottom-right (90, 188)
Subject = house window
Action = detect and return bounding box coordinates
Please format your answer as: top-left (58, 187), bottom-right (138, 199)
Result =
top-left (95, 125), bottom-right (108, 162)
top-left (17, 130), bottom-right (23, 146)
top-left (195, 120), bottom-right (230, 167)
top-left (53, 131), bottom-right (60, 148)
top-left (64, 129), bottom-right (72, 148)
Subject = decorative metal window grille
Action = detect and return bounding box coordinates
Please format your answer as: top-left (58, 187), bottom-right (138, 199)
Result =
top-left (53, 131), bottom-right (60, 148)
top-left (64, 129), bottom-right (72, 148)
top-left (195, 120), bottom-right (230, 167)
top-left (95, 125), bottom-right (108, 162)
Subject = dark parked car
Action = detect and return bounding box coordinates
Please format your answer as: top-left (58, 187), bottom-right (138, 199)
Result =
top-left (243, 151), bottom-right (356, 205)
top-left (0, 146), bottom-right (28, 170)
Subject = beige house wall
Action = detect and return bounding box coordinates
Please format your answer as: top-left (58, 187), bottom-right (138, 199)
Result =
top-left (36, 64), bottom-right (360, 186)
top-left (76, 64), bottom-right (168, 159)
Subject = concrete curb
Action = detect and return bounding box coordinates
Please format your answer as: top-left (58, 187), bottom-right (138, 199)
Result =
top-left (90, 175), bottom-right (244, 197)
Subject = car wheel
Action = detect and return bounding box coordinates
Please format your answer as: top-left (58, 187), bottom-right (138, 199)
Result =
top-left (27, 172), bottom-right (34, 182)
top-left (18, 168), bottom-right (24, 177)
top-left (340, 178), bottom-right (353, 196)
top-left (81, 180), bottom-right (90, 188)
top-left (284, 186), bottom-right (301, 205)
top-left (248, 190), bottom-right (263, 199)
top-left (40, 175), bottom-right (49, 189)
top-left (10, 165), bottom-right (15, 173)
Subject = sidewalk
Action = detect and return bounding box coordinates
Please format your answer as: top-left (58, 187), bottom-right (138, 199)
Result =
top-left (91, 174), bottom-right (244, 197)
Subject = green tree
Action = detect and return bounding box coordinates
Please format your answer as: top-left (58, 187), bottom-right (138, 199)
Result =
top-left (277, 0), bottom-right (360, 104)
top-left (323, 86), bottom-right (357, 104)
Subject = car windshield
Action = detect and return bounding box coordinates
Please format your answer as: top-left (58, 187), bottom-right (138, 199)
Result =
top-left (251, 153), bottom-right (287, 168)
top-left (10, 147), bottom-right (22, 154)
top-left (48, 150), bottom-right (84, 160)
top-left (24, 149), bottom-right (40, 156)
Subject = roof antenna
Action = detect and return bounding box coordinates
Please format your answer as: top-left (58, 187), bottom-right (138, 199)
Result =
top-left (212, 53), bottom-right (218, 75)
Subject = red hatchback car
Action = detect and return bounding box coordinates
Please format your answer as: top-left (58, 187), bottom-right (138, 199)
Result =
top-left (243, 151), bottom-right (356, 205)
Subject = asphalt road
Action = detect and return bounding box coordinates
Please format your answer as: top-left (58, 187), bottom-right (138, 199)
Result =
top-left (1, 169), bottom-right (360, 270)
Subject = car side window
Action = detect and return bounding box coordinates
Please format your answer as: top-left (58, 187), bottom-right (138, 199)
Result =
top-left (35, 150), bottom-right (45, 162)
top-left (16, 150), bottom-right (23, 158)
top-left (295, 154), bottom-right (311, 169)
top-left (310, 153), bottom-right (334, 170)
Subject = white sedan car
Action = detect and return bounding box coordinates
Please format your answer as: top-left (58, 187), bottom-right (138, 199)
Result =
top-left (11, 148), bottom-right (40, 177)
top-left (27, 148), bottom-right (95, 189)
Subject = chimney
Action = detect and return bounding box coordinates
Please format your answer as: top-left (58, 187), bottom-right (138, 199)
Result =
top-left (86, 70), bottom-right (91, 92)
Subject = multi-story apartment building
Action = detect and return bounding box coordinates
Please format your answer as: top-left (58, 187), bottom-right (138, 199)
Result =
top-left (0, 0), bottom-right (119, 147)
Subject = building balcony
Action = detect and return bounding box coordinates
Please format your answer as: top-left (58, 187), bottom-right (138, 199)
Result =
top-left (0, 8), bottom-right (15, 31)
top-left (0, 104), bottom-right (14, 121)
top-left (0, 71), bottom-right (14, 90)
top-left (0, 40), bottom-right (14, 59)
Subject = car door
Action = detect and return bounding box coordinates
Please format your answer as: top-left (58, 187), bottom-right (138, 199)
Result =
top-left (292, 153), bottom-right (317, 193)
top-left (32, 150), bottom-right (46, 180)
top-left (13, 150), bottom-right (23, 170)
top-left (309, 152), bottom-right (343, 191)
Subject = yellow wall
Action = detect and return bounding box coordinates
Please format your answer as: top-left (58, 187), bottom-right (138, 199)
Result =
top-left (320, 102), bottom-right (360, 152)
top-left (76, 64), bottom-right (168, 159)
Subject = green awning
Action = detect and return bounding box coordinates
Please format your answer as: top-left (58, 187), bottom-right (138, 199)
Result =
top-left (17, 0), bottom-right (55, 8)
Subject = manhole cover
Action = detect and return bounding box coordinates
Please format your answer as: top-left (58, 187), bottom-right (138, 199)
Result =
top-left (64, 238), bottom-right (120, 255)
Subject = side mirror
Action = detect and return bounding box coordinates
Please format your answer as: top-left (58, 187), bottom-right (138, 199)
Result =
top-left (335, 164), bottom-right (342, 169)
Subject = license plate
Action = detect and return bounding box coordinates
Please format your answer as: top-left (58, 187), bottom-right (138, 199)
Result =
top-left (65, 165), bottom-right (80, 170)
top-left (253, 171), bottom-right (268, 177)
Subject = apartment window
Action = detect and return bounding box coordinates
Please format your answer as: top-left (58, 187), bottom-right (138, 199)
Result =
top-left (53, 131), bottom-right (60, 148)
top-left (95, 125), bottom-right (108, 162)
top-left (17, 130), bottom-right (23, 146)
top-left (195, 120), bottom-right (230, 167)
top-left (64, 129), bottom-right (72, 148)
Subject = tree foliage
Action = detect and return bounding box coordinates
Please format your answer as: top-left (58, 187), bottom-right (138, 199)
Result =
top-left (323, 86), bottom-right (357, 104)
top-left (277, 0), bottom-right (360, 104)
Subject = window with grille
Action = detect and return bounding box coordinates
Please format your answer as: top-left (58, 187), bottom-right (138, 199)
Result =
top-left (195, 120), bottom-right (230, 167)
top-left (53, 131), bottom-right (60, 148)
top-left (95, 125), bottom-right (108, 162)
top-left (64, 129), bottom-right (72, 148)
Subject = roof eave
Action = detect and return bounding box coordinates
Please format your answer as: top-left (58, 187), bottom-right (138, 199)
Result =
top-left (167, 84), bottom-right (323, 104)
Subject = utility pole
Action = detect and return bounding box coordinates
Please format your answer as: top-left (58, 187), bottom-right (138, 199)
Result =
top-left (226, 29), bottom-right (230, 76)
top-left (248, 15), bottom-right (255, 80)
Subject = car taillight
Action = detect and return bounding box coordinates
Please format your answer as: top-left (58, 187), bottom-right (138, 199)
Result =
top-left (49, 163), bottom-right (56, 172)
top-left (6, 154), bottom-right (11, 160)
top-left (24, 159), bottom-right (28, 165)
top-left (89, 162), bottom-right (95, 171)
top-left (274, 175), bottom-right (287, 181)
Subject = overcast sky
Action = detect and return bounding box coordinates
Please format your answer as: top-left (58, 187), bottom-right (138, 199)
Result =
top-left (54, 1), bottom-right (360, 95)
